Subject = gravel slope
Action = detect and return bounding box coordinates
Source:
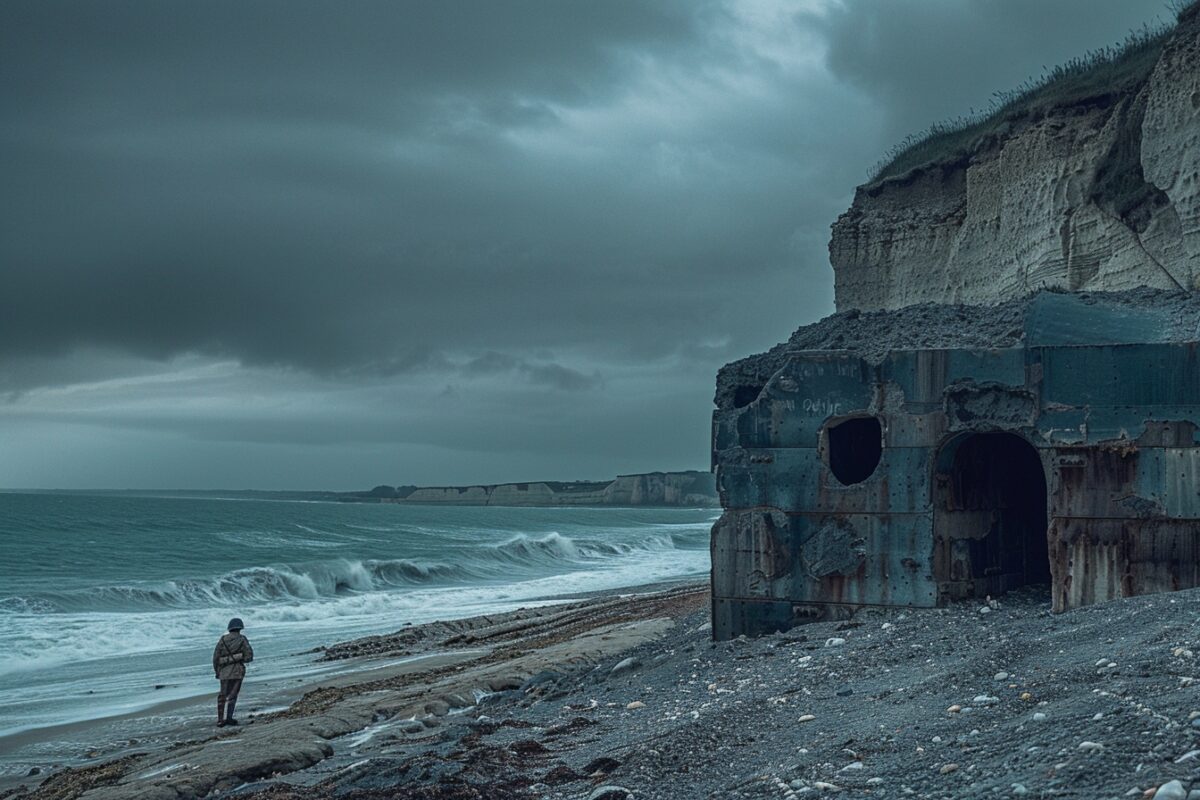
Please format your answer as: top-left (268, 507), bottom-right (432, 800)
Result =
top-left (715, 287), bottom-right (1200, 410)
top-left (219, 585), bottom-right (1200, 800)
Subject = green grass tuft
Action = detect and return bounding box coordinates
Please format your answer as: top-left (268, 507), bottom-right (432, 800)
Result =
top-left (866, 5), bottom-right (1197, 186)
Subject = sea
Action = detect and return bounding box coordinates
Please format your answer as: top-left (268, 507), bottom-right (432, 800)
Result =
top-left (0, 492), bottom-right (714, 777)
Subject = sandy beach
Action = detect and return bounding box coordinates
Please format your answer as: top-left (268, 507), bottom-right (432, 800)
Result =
top-left (6, 581), bottom-right (1200, 800)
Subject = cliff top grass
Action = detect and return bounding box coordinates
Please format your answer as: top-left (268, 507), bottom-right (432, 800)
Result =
top-left (866, 2), bottom-right (1197, 187)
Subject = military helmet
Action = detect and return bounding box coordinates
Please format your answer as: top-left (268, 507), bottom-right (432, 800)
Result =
top-left (227, 617), bottom-right (244, 632)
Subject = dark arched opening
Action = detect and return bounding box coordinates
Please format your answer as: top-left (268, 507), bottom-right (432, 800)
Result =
top-left (826, 416), bottom-right (883, 485)
top-left (934, 432), bottom-right (1049, 600)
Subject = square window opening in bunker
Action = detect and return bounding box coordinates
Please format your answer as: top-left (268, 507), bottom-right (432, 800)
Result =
top-left (934, 432), bottom-right (1051, 599)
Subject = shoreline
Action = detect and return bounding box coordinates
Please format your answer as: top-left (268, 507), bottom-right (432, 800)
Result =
top-left (10, 583), bottom-right (1200, 800)
top-left (0, 650), bottom-right (479, 757)
top-left (1, 580), bottom-right (708, 799)
top-left (0, 498), bottom-right (716, 787)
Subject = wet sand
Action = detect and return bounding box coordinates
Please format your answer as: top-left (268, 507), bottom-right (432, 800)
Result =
top-left (3, 584), bottom-right (705, 800)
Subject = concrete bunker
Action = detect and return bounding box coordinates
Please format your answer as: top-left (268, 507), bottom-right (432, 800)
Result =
top-left (934, 432), bottom-right (1050, 600)
top-left (711, 293), bottom-right (1200, 640)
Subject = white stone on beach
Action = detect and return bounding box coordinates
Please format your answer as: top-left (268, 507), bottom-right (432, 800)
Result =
top-left (610, 657), bottom-right (641, 676)
top-left (1153, 780), bottom-right (1186, 800)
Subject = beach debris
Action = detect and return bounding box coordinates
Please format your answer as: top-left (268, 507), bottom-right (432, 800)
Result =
top-left (587, 785), bottom-right (634, 800)
top-left (510, 739), bottom-right (549, 756)
top-left (625, 700), bottom-right (645, 710)
top-left (583, 757), bottom-right (622, 776)
top-left (542, 764), bottom-right (583, 785)
top-left (611, 657), bottom-right (641, 676)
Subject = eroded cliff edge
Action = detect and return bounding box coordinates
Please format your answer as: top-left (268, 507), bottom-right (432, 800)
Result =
top-left (716, 5), bottom-right (1200, 414)
top-left (831, 5), bottom-right (1200, 311)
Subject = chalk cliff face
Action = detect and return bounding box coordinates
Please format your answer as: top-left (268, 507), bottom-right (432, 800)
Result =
top-left (831, 8), bottom-right (1200, 311)
top-left (396, 471), bottom-right (717, 508)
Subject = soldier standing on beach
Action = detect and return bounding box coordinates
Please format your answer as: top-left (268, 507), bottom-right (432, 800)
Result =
top-left (213, 617), bottom-right (253, 727)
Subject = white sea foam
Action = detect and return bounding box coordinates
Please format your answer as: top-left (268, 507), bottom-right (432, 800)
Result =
top-left (1, 530), bottom-right (702, 617)
top-left (0, 544), bottom-right (707, 676)
top-left (0, 498), bottom-right (712, 767)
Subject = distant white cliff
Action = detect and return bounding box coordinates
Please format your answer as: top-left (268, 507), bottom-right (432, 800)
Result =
top-left (386, 471), bottom-right (717, 507)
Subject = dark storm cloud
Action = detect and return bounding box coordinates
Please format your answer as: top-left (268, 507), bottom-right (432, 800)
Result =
top-left (461, 352), bottom-right (600, 391)
top-left (0, 0), bottom-right (1175, 488)
top-left (818, 0), bottom-right (1172, 147)
top-left (3, 0), bottom-right (776, 375)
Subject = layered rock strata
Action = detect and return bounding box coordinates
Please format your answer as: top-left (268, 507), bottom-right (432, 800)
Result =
top-left (831, 6), bottom-right (1200, 311)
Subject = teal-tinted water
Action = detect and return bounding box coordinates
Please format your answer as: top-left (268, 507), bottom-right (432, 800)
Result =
top-left (0, 493), bottom-right (713, 772)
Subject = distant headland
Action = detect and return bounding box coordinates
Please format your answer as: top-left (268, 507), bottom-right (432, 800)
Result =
top-left (25, 470), bottom-right (718, 508)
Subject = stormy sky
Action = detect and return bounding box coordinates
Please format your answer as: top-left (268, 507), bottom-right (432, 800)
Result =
top-left (0, 0), bottom-right (1171, 489)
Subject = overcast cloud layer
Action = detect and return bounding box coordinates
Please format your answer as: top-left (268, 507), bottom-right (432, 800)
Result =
top-left (0, 0), bottom-right (1171, 489)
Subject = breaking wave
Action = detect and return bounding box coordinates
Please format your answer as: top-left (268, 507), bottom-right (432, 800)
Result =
top-left (0, 596), bottom-right (57, 615)
top-left (0, 530), bottom-right (705, 615)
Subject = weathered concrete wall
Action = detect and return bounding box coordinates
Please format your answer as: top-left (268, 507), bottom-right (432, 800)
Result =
top-left (831, 9), bottom-right (1200, 311)
top-left (711, 296), bottom-right (1200, 639)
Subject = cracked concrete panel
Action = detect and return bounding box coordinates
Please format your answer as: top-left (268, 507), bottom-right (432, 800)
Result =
top-left (710, 508), bottom-right (793, 600)
top-left (945, 382), bottom-right (1038, 430)
top-left (800, 518), bottom-right (866, 578)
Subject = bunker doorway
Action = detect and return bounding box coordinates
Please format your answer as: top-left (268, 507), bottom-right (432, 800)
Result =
top-left (933, 432), bottom-right (1050, 601)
